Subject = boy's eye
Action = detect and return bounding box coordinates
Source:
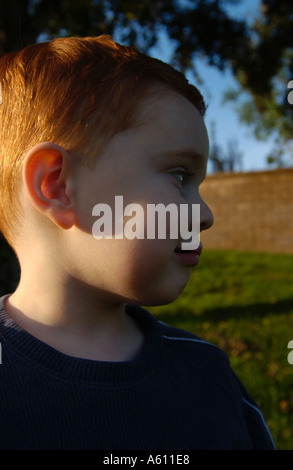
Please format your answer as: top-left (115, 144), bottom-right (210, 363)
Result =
top-left (169, 168), bottom-right (193, 187)
top-left (173, 172), bottom-right (185, 185)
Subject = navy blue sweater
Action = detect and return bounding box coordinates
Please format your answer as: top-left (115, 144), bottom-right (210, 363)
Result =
top-left (0, 295), bottom-right (275, 450)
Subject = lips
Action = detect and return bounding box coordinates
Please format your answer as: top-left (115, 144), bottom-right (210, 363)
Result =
top-left (174, 242), bottom-right (202, 266)
top-left (174, 242), bottom-right (202, 256)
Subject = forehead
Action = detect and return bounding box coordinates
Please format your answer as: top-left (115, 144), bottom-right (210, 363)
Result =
top-left (134, 89), bottom-right (209, 158)
top-left (96, 88), bottom-right (209, 173)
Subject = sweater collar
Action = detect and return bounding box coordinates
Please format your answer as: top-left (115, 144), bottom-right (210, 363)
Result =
top-left (0, 294), bottom-right (161, 387)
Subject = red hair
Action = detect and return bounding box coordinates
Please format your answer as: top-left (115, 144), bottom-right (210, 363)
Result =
top-left (0, 35), bottom-right (206, 247)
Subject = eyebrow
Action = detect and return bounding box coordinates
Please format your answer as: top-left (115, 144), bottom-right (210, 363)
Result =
top-left (159, 149), bottom-right (206, 165)
top-left (157, 149), bottom-right (208, 182)
top-left (160, 149), bottom-right (206, 170)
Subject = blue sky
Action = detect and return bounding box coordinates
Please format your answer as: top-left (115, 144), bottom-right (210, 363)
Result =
top-left (148, 0), bottom-right (275, 173)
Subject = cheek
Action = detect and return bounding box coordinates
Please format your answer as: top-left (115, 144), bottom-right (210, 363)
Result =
top-left (69, 233), bottom-right (170, 281)
top-left (70, 184), bottom-right (190, 303)
top-left (109, 238), bottom-right (173, 283)
top-left (112, 238), bottom-right (189, 304)
top-left (66, 231), bottom-right (189, 305)
top-left (126, 237), bottom-right (172, 269)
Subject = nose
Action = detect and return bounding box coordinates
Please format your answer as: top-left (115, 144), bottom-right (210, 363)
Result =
top-left (200, 198), bottom-right (214, 232)
top-left (186, 194), bottom-right (214, 236)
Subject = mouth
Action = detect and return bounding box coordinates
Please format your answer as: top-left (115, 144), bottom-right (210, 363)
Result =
top-left (174, 242), bottom-right (202, 266)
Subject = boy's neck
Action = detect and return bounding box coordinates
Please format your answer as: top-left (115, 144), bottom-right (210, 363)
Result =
top-left (5, 276), bottom-right (144, 362)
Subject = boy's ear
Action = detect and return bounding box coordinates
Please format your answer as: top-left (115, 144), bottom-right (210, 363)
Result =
top-left (22, 142), bottom-right (76, 229)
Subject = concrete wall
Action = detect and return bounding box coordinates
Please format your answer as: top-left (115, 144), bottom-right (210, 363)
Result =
top-left (200, 168), bottom-right (293, 253)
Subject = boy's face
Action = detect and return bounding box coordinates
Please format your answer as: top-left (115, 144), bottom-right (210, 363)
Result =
top-left (66, 89), bottom-right (213, 306)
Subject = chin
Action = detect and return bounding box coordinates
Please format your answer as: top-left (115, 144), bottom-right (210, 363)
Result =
top-left (138, 283), bottom-right (188, 307)
top-left (142, 297), bottom-right (179, 307)
top-left (124, 266), bottom-right (191, 307)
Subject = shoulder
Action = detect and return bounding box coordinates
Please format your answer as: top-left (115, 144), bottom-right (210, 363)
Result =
top-left (157, 317), bottom-right (230, 367)
top-left (155, 316), bottom-right (275, 450)
top-left (127, 304), bottom-right (230, 379)
top-left (140, 310), bottom-right (238, 397)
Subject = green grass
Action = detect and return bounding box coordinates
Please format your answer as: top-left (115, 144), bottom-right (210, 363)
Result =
top-left (147, 249), bottom-right (293, 450)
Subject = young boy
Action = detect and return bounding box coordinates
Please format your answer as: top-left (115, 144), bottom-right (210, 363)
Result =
top-left (0, 35), bottom-right (275, 450)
